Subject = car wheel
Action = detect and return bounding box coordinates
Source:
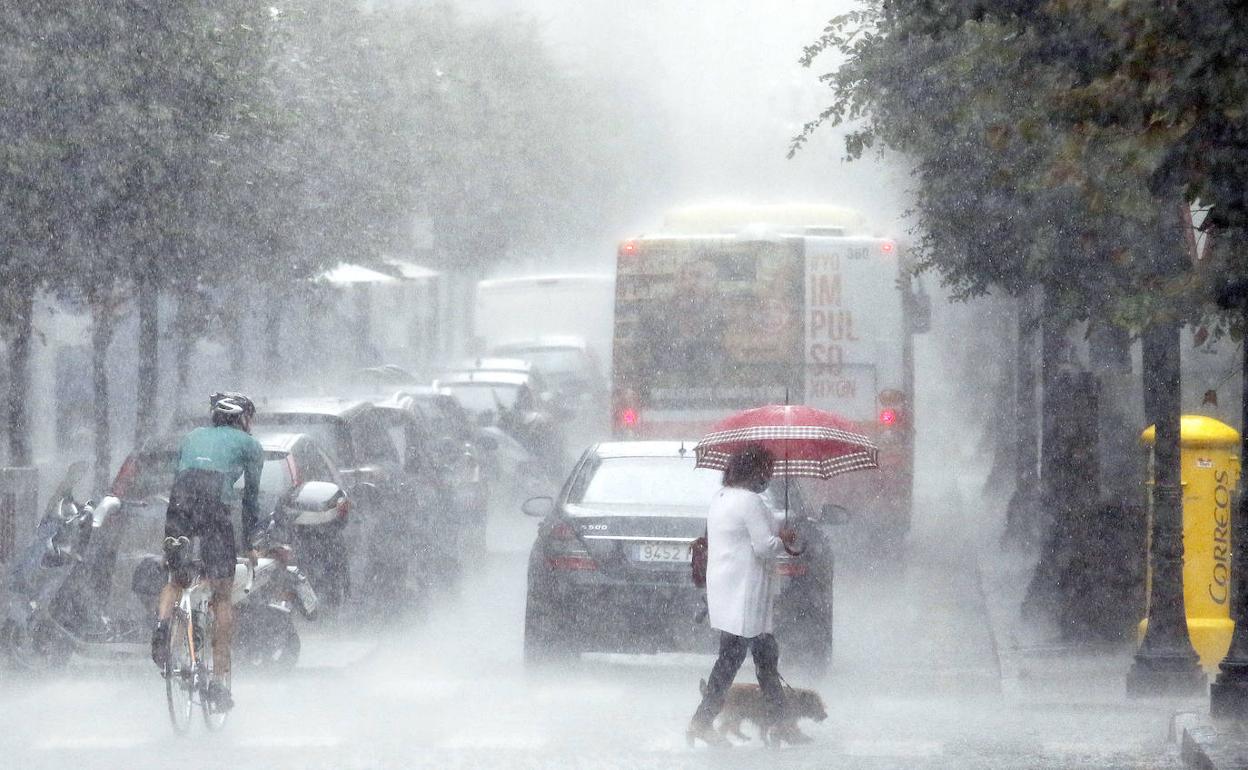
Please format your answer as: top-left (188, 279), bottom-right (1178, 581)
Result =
top-left (523, 591), bottom-right (575, 667)
top-left (785, 628), bottom-right (831, 679)
top-left (3, 618), bottom-right (70, 672)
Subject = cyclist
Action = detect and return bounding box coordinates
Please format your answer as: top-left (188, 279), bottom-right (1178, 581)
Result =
top-left (151, 392), bottom-right (264, 712)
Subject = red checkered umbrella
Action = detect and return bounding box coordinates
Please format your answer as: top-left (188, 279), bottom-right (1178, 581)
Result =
top-left (693, 404), bottom-right (879, 479)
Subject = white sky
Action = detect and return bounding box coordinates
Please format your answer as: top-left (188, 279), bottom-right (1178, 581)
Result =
top-left (460, 0), bottom-right (911, 237)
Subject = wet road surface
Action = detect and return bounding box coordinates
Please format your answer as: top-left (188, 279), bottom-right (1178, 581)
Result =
top-left (0, 502), bottom-right (1188, 769)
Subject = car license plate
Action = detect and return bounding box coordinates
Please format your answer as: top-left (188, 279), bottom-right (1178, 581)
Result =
top-left (635, 542), bottom-right (691, 563)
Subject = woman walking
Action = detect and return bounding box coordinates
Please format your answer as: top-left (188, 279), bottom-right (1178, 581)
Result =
top-left (687, 442), bottom-right (802, 746)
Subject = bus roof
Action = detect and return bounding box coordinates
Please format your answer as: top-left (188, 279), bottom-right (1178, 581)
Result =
top-left (661, 203), bottom-right (866, 234)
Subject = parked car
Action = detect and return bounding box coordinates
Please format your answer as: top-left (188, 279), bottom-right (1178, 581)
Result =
top-left (252, 398), bottom-right (444, 604)
top-left (490, 336), bottom-right (607, 408)
top-left (521, 441), bottom-right (836, 674)
top-left (371, 399), bottom-right (470, 568)
top-left (435, 371), bottom-right (565, 475)
top-left (108, 429), bottom-right (353, 610)
top-left (491, 336), bottom-right (610, 451)
top-left (389, 391), bottom-right (489, 537)
top-left (396, 385), bottom-right (551, 520)
top-left (441, 358), bottom-right (553, 397)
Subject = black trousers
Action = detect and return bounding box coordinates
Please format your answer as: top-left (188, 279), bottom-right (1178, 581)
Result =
top-left (692, 631), bottom-right (783, 727)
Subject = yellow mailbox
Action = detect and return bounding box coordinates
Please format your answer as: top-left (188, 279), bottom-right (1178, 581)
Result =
top-left (1139, 415), bottom-right (1241, 671)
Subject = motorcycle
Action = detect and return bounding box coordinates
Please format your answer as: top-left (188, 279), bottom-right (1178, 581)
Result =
top-left (1, 465), bottom-right (334, 673)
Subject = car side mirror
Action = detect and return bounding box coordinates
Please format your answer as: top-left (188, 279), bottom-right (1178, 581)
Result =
top-left (818, 503), bottom-right (851, 525)
top-left (521, 496), bottom-right (555, 518)
top-left (291, 481), bottom-right (345, 513)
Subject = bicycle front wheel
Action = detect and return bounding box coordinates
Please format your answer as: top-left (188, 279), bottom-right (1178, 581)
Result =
top-left (165, 610), bottom-right (194, 735)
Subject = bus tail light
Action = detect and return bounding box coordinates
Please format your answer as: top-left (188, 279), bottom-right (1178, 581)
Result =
top-left (614, 390), bottom-right (640, 434)
top-left (879, 408), bottom-right (898, 426)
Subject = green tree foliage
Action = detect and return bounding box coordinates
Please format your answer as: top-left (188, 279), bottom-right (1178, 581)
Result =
top-left (794, 1), bottom-right (1248, 643)
top-left (0, 0), bottom-right (640, 461)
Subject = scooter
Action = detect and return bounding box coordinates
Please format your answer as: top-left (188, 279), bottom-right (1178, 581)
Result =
top-left (224, 508), bottom-right (321, 671)
top-left (1, 466), bottom-right (329, 672)
top-left (0, 462), bottom-right (135, 670)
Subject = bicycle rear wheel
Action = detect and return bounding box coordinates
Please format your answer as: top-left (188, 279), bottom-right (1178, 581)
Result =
top-left (165, 610), bottom-right (194, 735)
top-left (200, 608), bottom-right (229, 732)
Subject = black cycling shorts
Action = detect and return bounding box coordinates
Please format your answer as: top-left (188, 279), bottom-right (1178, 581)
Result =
top-left (164, 469), bottom-right (237, 583)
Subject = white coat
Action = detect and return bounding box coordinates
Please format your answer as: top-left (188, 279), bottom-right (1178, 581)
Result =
top-left (705, 485), bottom-right (786, 638)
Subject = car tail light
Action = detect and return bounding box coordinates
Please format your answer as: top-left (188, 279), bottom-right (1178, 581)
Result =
top-left (335, 497), bottom-right (350, 521)
top-left (776, 560), bottom-right (808, 577)
top-left (285, 456), bottom-right (301, 488)
top-left (111, 456), bottom-right (138, 498)
top-left (879, 408), bottom-right (898, 426)
top-left (880, 240), bottom-right (896, 254)
top-left (619, 238), bottom-right (639, 257)
top-left (546, 520), bottom-right (597, 570)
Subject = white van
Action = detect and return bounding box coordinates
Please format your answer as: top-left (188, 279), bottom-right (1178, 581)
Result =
top-left (474, 274), bottom-right (614, 368)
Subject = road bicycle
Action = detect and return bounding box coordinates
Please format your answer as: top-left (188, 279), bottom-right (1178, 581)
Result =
top-left (162, 535), bottom-right (238, 734)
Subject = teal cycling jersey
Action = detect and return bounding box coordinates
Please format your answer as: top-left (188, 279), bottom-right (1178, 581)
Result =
top-left (176, 425), bottom-right (265, 535)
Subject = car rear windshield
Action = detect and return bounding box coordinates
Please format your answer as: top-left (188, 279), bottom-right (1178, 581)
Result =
top-left (441, 383), bottom-right (521, 413)
top-left (503, 347), bottom-right (588, 377)
top-left (253, 417), bottom-right (345, 464)
top-left (571, 457), bottom-right (723, 508)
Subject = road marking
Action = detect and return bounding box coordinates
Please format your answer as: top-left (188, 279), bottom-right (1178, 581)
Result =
top-left (843, 739), bottom-right (944, 757)
top-left (368, 677), bottom-right (464, 700)
top-left (438, 730), bottom-right (545, 750)
top-left (34, 735), bottom-right (154, 751)
top-left (236, 734), bottom-right (342, 748)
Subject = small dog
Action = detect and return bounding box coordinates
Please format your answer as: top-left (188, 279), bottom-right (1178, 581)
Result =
top-left (700, 679), bottom-right (827, 745)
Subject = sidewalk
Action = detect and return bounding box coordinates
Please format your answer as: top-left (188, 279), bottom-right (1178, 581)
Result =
top-left (1173, 710), bottom-right (1248, 769)
top-left (980, 547), bottom-right (1213, 765)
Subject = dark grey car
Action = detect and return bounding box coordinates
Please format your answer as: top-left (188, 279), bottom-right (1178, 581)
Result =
top-left (522, 441), bottom-right (835, 673)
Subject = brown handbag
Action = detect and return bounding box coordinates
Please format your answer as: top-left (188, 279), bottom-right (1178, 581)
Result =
top-left (690, 529), bottom-right (709, 588)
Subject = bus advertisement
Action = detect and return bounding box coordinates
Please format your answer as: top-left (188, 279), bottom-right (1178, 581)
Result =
top-left (612, 206), bottom-right (926, 538)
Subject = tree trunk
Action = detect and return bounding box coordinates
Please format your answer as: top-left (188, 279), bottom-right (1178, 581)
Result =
top-left (88, 290), bottom-right (116, 493)
top-left (134, 270), bottom-right (159, 447)
top-left (1003, 290), bottom-right (1041, 547)
top-left (1089, 322), bottom-right (1139, 508)
top-left (264, 292), bottom-right (283, 386)
top-left (229, 285), bottom-right (249, 383)
top-left (6, 290), bottom-right (34, 466)
top-left (173, 293), bottom-right (193, 410)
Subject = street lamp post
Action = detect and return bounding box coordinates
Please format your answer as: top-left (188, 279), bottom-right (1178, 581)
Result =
top-left (1211, 281), bottom-right (1248, 716)
top-left (1127, 319), bottom-right (1206, 696)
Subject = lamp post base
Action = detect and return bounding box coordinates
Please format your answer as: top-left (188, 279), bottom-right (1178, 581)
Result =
top-left (1211, 663), bottom-right (1248, 717)
top-left (1211, 679), bottom-right (1248, 717)
top-left (1127, 657), bottom-right (1206, 698)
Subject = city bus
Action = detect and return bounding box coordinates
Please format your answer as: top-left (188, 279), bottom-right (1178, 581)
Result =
top-left (611, 203), bottom-right (928, 539)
